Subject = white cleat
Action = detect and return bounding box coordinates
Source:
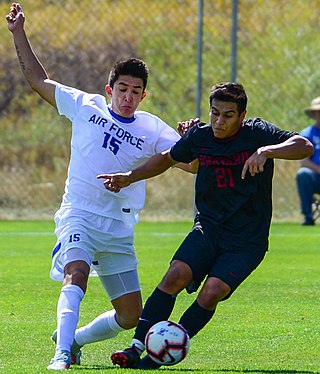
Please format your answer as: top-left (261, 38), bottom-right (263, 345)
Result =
top-left (51, 330), bottom-right (82, 365)
top-left (47, 350), bottom-right (71, 370)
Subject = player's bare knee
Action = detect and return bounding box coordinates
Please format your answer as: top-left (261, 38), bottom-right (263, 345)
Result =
top-left (160, 260), bottom-right (192, 293)
top-left (63, 269), bottom-right (88, 292)
top-left (197, 278), bottom-right (230, 309)
top-left (197, 292), bottom-right (222, 310)
top-left (63, 260), bottom-right (89, 291)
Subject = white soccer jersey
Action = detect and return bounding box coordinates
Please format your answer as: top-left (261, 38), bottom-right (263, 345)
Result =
top-left (55, 84), bottom-right (180, 223)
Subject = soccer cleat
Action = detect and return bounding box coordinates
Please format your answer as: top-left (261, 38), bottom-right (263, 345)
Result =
top-left (51, 330), bottom-right (82, 365)
top-left (111, 347), bottom-right (140, 368)
top-left (138, 355), bottom-right (161, 370)
top-left (47, 350), bottom-right (71, 370)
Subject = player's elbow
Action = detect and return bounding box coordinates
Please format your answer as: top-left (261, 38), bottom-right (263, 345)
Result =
top-left (303, 139), bottom-right (314, 159)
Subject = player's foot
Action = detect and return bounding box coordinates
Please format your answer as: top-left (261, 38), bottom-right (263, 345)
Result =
top-left (111, 347), bottom-right (140, 368)
top-left (138, 355), bottom-right (161, 370)
top-left (47, 350), bottom-right (71, 370)
top-left (51, 330), bottom-right (82, 365)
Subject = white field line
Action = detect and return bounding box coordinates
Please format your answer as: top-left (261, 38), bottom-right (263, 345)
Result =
top-left (0, 232), bottom-right (55, 236)
top-left (0, 231), bottom-right (320, 237)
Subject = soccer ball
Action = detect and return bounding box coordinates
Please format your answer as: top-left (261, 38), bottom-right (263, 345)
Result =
top-left (145, 320), bottom-right (190, 366)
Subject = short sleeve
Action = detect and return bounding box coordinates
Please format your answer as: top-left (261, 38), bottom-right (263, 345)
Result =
top-left (55, 84), bottom-right (87, 121)
top-left (153, 118), bottom-right (181, 154)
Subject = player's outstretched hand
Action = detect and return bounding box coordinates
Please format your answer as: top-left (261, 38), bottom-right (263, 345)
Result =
top-left (97, 172), bottom-right (132, 193)
top-left (177, 118), bottom-right (202, 136)
top-left (6, 3), bottom-right (25, 33)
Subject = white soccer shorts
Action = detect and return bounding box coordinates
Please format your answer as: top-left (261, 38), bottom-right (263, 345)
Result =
top-left (50, 207), bottom-right (139, 282)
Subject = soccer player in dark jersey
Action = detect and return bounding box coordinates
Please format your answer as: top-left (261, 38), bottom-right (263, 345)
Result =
top-left (99, 82), bottom-right (314, 369)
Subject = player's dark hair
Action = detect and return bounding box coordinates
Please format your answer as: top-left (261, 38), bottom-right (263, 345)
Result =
top-left (209, 82), bottom-right (247, 114)
top-left (108, 57), bottom-right (149, 91)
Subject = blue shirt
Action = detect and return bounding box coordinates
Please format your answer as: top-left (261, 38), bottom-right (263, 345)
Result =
top-left (300, 125), bottom-right (320, 166)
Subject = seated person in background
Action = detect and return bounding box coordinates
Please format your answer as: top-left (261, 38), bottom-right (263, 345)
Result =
top-left (296, 96), bottom-right (320, 225)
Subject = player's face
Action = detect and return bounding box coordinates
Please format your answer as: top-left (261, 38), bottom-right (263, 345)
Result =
top-left (106, 75), bottom-right (146, 118)
top-left (210, 100), bottom-right (246, 139)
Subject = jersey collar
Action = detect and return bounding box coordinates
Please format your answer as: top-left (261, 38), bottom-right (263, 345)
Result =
top-left (108, 106), bottom-right (136, 123)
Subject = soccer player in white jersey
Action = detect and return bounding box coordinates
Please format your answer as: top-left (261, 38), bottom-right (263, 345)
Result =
top-left (6, 3), bottom-right (196, 370)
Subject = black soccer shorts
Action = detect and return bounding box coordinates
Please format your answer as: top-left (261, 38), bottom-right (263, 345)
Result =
top-left (172, 221), bottom-right (267, 296)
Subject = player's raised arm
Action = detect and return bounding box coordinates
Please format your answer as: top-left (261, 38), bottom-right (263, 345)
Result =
top-left (6, 3), bottom-right (57, 107)
top-left (241, 134), bottom-right (314, 179)
top-left (97, 150), bottom-right (177, 192)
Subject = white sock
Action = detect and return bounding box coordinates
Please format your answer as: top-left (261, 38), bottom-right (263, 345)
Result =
top-left (75, 309), bottom-right (125, 346)
top-left (130, 338), bottom-right (145, 355)
top-left (56, 284), bottom-right (84, 353)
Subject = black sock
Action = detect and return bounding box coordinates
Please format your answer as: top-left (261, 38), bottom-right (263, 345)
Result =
top-left (133, 287), bottom-right (176, 343)
top-left (179, 300), bottom-right (215, 338)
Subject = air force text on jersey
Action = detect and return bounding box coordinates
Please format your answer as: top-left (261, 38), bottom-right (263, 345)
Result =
top-left (89, 114), bottom-right (145, 151)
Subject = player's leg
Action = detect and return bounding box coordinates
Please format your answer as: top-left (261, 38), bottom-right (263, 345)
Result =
top-left (132, 223), bottom-right (215, 369)
top-left (133, 277), bottom-right (228, 371)
top-left (177, 247), bottom-right (267, 343)
top-left (178, 277), bottom-right (230, 339)
top-left (73, 218), bottom-right (141, 353)
top-left (135, 260), bottom-right (193, 344)
top-left (134, 278), bottom-right (228, 370)
top-left (136, 221), bottom-right (213, 347)
top-left (73, 270), bottom-right (142, 347)
top-left (50, 209), bottom-right (109, 369)
top-left (111, 222), bottom-right (209, 368)
top-left (48, 254), bottom-right (90, 370)
top-left (111, 261), bottom-right (192, 368)
top-left (51, 270), bottom-right (141, 367)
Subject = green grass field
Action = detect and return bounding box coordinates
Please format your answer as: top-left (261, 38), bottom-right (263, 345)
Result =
top-left (0, 221), bottom-right (319, 374)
